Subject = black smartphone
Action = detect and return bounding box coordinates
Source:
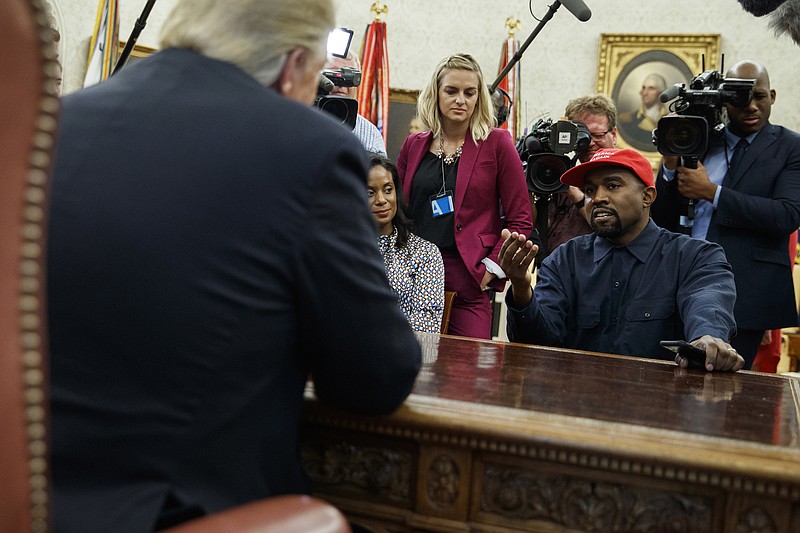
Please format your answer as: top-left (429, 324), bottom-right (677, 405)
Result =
top-left (660, 340), bottom-right (708, 367)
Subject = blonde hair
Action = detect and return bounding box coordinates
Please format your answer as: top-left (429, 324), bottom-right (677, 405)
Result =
top-left (417, 53), bottom-right (495, 142)
top-left (160, 0), bottom-right (334, 86)
top-left (564, 94), bottom-right (618, 130)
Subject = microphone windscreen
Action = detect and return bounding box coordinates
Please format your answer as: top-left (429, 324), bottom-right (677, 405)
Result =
top-left (660, 84), bottom-right (681, 103)
top-left (767, 0), bottom-right (800, 45)
top-left (318, 75), bottom-right (334, 94)
top-left (737, 0), bottom-right (788, 16)
top-left (560, 0), bottom-right (592, 21)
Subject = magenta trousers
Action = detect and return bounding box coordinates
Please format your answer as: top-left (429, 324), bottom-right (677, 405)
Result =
top-left (441, 251), bottom-right (493, 339)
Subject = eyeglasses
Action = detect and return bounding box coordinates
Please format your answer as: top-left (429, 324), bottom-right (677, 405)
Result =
top-left (589, 129), bottom-right (611, 141)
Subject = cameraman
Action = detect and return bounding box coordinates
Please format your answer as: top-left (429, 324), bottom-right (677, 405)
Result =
top-left (324, 51), bottom-right (387, 156)
top-left (651, 60), bottom-right (800, 369)
top-left (536, 94), bottom-right (618, 260)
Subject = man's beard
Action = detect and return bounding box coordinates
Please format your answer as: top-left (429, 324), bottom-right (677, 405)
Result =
top-left (590, 208), bottom-right (624, 239)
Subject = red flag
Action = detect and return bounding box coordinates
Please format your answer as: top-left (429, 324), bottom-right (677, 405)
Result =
top-left (357, 21), bottom-right (390, 143)
top-left (497, 20), bottom-right (522, 140)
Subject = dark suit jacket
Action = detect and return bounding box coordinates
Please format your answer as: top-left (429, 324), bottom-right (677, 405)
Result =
top-left (48, 48), bottom-right (421, 533)
top-left (651, 123), bottom-right (800, 330)
top-left (396, 129), bottom-right (532, 292)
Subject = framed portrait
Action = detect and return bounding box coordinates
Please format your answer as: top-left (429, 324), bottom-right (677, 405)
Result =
top-left (596, 34), bottom-right (721, 168)
top-left (117, 41), bottom-right (157, 66)
top-left (386, 89), bottom-right (419, 161)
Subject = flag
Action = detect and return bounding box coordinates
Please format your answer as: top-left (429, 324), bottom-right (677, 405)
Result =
top-left (357, 21), bottom-right (390, 143)
top-left (84, 0), bottom-right (119, 87)
top-left (497, 19), bottom-right (522, 140)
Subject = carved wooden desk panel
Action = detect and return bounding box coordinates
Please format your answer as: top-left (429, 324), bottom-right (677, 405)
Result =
top-left (301, 333), bottom-right (800, 532)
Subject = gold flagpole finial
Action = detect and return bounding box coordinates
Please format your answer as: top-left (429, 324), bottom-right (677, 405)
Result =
top-left (370, 2), bottom-right (388, 22)
top-left (505, 17), bottom-right (521, 37)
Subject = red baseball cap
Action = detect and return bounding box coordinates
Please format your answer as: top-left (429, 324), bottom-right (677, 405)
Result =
top-left (560, 148), bottom-right (655, 189)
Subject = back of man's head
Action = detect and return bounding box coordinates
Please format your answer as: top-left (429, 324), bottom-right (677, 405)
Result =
top-left (564, 94), bottom-right (617, 130)
top-left (159, 0), bottom-right (334, 87)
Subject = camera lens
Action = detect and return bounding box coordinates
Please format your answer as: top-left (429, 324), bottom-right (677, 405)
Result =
top-left (663, 122), bottom-right (704, 153)
top-left (315, 95), bottom-right (358, 130)
top-left (527, 154), bottom-right (570, 194)
top-left (318, 98), bottom-right (351, 123)
top-left (655, 116), bottom-right (708, 157)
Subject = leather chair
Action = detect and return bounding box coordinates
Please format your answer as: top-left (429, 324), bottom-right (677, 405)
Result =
top-left (440, 291), bottom-right (457, 334)
top-left (0, 1), bottom-right (349, 531)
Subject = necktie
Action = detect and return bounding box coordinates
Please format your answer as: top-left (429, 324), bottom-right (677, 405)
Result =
top-left (728, 137), bottom-right (749, 176)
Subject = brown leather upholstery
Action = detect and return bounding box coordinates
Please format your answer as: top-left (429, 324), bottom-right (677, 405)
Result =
top-left (441, 291), bottom-right (457, 334)
top-left (1, 1), bottom-right (58, 531)
top-left (164, 496), bottom-right (349, 533)
top-left (0, 2), bottom-right (348, 532)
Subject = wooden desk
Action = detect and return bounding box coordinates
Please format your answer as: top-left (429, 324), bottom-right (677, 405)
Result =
top-left (300, 333), bottom-right (800, 532)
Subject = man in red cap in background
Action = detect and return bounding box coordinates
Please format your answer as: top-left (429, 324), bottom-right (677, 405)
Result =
top-left (498, 148), bottom-right (744, 372)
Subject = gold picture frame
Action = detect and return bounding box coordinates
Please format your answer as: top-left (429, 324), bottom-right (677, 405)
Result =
top-left (387, 88), bottom-right (420, 160)
top-left (596, 34), bottom-right (721, 168)
top-left (117, 41), bottom-right (157, 64)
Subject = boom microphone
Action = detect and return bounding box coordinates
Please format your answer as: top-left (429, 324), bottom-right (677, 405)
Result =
top-left (767, 0), bottom-right (800, 46)
top-left (737, 0), bottom-right (788, 16)
top-left (660, 84), bottom-right (681, 103)
top-left (559, 0), bottom-right (592, 22)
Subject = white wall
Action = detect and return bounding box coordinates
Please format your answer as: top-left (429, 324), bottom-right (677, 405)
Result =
top-left (52, 0), bottom-right (799, 131)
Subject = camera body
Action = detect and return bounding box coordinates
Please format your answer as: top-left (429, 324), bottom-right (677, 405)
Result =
top-left (321, 67), bottom-right (362, 88)
top-left (516, 118), bottom-right (591, 195)
top-left (655, 70), bottom-right (755, 159)
top-left (315, 67), bottom-right (362, 130)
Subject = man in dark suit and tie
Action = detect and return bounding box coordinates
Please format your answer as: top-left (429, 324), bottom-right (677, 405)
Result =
top-left (47, 0), bottom-right (421, 531)
top-left (651, 60), bottom-right (800, 368)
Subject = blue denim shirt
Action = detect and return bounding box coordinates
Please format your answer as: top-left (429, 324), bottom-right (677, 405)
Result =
top-left (506, 220), bottom-right (737, 360)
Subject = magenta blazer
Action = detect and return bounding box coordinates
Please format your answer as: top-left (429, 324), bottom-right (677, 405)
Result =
top-left (397, 128), bottom-right (533, 292)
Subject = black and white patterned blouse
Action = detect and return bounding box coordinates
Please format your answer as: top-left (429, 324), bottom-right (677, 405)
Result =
top-left (377, 228), bottom-right (445, 333)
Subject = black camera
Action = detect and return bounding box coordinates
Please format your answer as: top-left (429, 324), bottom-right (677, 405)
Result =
top-left (655, 70), bottom-right (755, 160)
top-left (315, 67), bottom-right (362, 130)
top-left (321, 67), bottom-right (362, 88)
top-left (516, 118), bottom-right (591, 195)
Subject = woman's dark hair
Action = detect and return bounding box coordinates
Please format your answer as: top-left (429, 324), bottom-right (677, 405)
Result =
top-left (368, 154), bottom-right (413, 249)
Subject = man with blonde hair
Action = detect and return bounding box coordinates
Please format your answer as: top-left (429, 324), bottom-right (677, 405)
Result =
top-left (48, 1), bottom-right (421, 531)
top-left (534, 94), bottom-right (618, 264)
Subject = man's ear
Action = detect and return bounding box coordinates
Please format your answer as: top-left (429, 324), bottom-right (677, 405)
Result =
top-left (275, 47), bottom-right (311, 96)
top-left (643, 185), bottom-right (657, 207)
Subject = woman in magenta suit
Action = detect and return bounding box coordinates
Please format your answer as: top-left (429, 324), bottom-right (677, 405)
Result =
top-left (397, 53), bottom-right (533, 339)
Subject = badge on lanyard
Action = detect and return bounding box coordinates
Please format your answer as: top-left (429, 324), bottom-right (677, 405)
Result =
top-left (430, 191), bottom-right (454, 218)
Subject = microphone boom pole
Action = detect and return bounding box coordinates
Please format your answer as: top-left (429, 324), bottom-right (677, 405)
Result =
top-left (490, 0), bottom-right (591, 92)
top-left (113, 0), bottom-right (158, 75)
top-left (490, 1), bottom-right (563, 93)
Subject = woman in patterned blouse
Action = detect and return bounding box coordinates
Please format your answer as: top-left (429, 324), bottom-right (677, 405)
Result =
top-left (368, 155), bottom-right (445, 333)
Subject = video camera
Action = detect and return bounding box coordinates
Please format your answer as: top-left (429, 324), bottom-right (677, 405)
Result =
top-left (315, 28), bottom-right (359, 129)
top-left (516, 118), bottom-right (591, 195)
top-left (320, 67), bottom-right (361, 88)
top-left (315, 68), bottom-right (360, 130)
top-left (654, 70), bottom-right (755, 163)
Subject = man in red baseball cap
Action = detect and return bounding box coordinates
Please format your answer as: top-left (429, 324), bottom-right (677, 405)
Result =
top-left (498, 148), bottom-right (744, 372)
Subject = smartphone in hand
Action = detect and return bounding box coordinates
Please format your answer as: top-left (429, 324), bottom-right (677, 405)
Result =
top-left (660, 340), bottom-right (707, 367)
